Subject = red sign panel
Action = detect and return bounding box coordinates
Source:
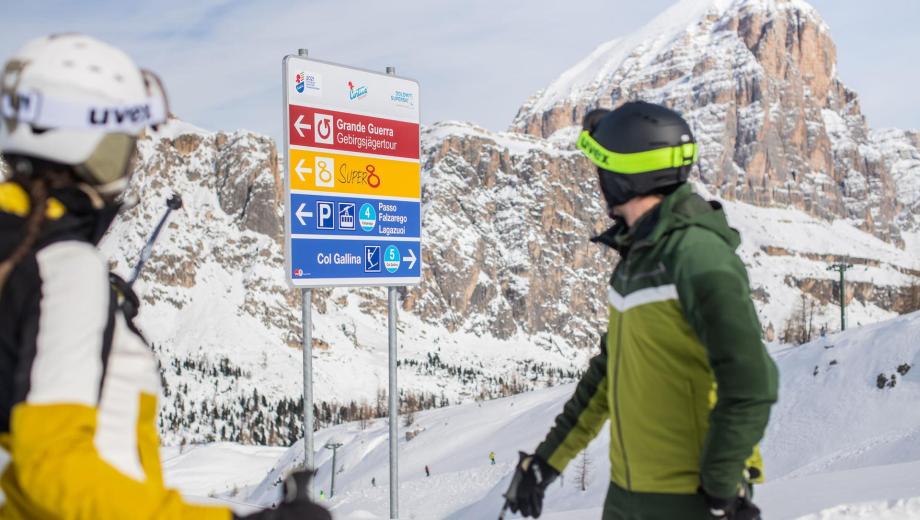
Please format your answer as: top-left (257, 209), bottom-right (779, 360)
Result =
top-left (288, 105), bottom-right (419, 160)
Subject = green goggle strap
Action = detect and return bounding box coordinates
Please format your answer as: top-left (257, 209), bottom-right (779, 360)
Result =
top-left (577, 130), bottom-right (698, 174)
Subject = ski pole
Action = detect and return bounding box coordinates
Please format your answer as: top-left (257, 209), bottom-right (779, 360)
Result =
top-left (498, 499), bottom-right (510, 520)
top-left (128, 194), bottom-right (182, 286)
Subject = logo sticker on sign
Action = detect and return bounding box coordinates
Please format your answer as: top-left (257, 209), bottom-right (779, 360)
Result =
top-left (315, 113), bottom-right (334, 144)
top-left (296, 72), bottom-right (305, 93)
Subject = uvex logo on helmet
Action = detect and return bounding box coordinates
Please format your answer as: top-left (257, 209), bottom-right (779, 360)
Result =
top-left (577, 132), bottom-right (609, 166)
top-left (0, 92), bottom-right (39, 121)
top-left (88, 104), bottom-right (153, 126)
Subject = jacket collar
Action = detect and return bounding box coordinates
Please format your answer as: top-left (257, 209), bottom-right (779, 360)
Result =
top-left (591, 183), bottom-right (693, 254)
top-left (0, 182), bottom-right (118, 247)
top-left (590, 183), bottom-right (741, 255)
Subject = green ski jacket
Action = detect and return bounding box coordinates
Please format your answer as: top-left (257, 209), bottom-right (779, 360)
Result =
top-left (536, 184), bottom-right (778, 499)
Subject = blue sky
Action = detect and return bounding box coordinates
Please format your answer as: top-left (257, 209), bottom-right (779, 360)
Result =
top-left (2, 0), bottom-right (917, 145)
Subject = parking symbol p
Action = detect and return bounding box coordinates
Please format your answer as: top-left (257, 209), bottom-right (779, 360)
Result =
top-left (365, 245), bottom-right (381, 272)
top-left (317, 201), bottom-right (334, 229)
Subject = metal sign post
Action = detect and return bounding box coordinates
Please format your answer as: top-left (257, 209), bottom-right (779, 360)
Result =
top-left (386, 63), bottom-right (399, 520)
top-left (302, 288), bottom-right (314, 489)
top-left (387, 287), bottom-right (399, 518)
top-left (282, 52), bottom-right (420, 519)
top-left (294, 48), bottom-right (316, 501)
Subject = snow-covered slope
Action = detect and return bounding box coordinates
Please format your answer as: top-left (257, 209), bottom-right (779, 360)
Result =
top-left (157, 312), bottom-right (920, 519)
top-left (764, 313), bottom-right (920, 479)
top-left (6, 312), bottom-right (918, 517)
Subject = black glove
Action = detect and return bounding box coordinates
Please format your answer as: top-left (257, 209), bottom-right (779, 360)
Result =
top-left (700, 481), bottom-right (761, 520)
top-left (503, 452), bottom-right (559, 518)
top-left (235, 470), bottom-right (332, 520)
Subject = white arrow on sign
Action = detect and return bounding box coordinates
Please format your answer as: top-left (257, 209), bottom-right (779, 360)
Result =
top-left (295, 203), bottom-right (314, 226)
top-left (294, 159), bottom-right (312, 182)
top-left (403, 249), bottom-right (417, 270)
top-left (294, 114), bottom-right (312, 138)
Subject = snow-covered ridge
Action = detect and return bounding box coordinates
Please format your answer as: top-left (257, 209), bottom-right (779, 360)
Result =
top-left (422, 121), bottom-right (580, 158)
top-left (516, 0), bottom-right (824, 119)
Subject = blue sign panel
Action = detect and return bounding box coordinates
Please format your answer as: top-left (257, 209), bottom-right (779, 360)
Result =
top-left (290, 193), bottom-right (420, 238)
top-left (291, 238), bottom-right (421, 283)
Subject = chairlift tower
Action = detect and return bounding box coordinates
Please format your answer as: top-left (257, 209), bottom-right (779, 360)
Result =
top-left (324, 442), bottom-right (344, 499)
top-left (827, 261), bottom-right (854, 331)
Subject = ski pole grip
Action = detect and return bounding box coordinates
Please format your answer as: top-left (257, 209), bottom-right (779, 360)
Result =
top-left (166, 194), bottom-right (183, 211)
top-left (283, 470), bottom-right (315, 504)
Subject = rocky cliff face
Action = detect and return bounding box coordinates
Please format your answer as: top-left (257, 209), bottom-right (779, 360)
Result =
top-left (873, 129), bottom-right (920, 232)
top-left (406, 125), bottom-right (610, 346)
top-left (411, 119), bottom-right (919, 347)
top-left (511, 0), bottom-right (912, 243)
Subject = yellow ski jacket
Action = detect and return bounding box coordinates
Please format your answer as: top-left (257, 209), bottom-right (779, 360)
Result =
top-left (0, 182), bottom-right (230, 519)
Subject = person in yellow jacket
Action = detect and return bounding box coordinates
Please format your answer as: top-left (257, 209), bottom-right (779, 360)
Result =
top-left (0, 34), bottom-right (329, 520)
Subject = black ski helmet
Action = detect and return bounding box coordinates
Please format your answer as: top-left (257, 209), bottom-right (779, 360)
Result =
top-left (577, 101), bottom-right (697, 211)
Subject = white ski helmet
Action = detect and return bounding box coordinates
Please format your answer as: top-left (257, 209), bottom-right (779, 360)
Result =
top-left (0, 33), bottom-right (168, 195)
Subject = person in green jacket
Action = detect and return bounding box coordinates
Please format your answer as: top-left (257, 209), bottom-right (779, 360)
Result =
top-left (502, 101), bottom-right (779, 520)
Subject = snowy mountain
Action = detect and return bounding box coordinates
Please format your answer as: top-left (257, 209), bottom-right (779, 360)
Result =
top-left (511, 0), bottom-right (919, 245)
top-left (160, 311), bottom-right (920, 520)
top-left (0, 0), bottom-right (917, 448)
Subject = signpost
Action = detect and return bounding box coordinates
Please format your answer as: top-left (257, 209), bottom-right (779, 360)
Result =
top-left (283, 51), bottom-right (420, 519)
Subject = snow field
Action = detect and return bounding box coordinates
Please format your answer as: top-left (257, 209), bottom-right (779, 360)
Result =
top-left (157, 312), bottom-right (920, 519)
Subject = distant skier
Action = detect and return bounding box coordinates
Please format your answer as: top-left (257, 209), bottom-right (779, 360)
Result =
top-left (0, 34), bottom-right (330, 520)
top-left (502, 102), bottom-right (778, 519)
top-left (372, 477), bottom-right (377, 487)
top-left (490, 451), bottom-right (496, 465)
top-left (425, 465), bottom-right (431, 477)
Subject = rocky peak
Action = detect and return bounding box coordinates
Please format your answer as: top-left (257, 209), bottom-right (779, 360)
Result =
top-left (873, 128), bottom-right (920, 232)
top-left (510, 0), bottom-right (910, 244)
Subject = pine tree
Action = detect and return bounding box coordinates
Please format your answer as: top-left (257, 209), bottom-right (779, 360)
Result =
top-left (576, 451), bottom-right (592, 492)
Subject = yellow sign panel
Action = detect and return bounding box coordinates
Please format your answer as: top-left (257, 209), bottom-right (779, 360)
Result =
top-left (289, 149), bottom-right (420, 198)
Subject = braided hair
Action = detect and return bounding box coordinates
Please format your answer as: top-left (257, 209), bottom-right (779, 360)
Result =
top-left (0, 166), bottom-right (50, 296)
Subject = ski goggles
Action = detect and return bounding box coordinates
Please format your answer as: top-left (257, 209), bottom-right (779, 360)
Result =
top-left (577, 130), bottom-right (698, 174)
top-left (0, 70), bottom-right (169, 134)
